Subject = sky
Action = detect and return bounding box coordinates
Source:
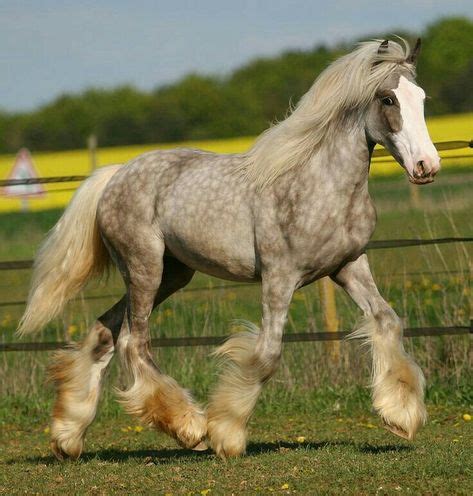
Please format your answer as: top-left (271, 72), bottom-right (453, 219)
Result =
top-left (0, 1), bottom-right (471, 112)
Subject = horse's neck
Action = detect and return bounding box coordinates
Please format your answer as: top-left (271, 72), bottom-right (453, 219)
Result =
top-left (275, 124), bottom-right (372, 198)
top-left (313, 126), bottom-right (371, 189)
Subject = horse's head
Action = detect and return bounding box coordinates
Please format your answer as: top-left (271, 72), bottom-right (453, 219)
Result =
top-left (365, 39), bottom-right (441, 185)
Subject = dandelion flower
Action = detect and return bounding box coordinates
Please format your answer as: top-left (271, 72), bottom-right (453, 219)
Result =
top-left (296, 436), bottom-right (306, 443)
top-left (225, 291), bottom-right (237, 301)
top-left (463, 413), bottom-right (471, 421)
top-left (67, 324), bottom-right (78, 337)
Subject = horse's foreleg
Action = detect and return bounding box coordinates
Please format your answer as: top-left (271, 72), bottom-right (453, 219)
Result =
top-left (50, 297), bottom-right (126, 460)
top-left (116, 253), bottom-right (206, 450)
top-left (332, 253), bottom-right (426, 440)
top-left (207, 272), bottom-right (295, 458)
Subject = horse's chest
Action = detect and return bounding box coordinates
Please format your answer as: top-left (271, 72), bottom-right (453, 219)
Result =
top-left (286, 198), bottom-right (376, 278)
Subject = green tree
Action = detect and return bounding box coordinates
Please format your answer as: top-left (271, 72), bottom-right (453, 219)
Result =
top-left (417, 17), bottom-right (473, 114)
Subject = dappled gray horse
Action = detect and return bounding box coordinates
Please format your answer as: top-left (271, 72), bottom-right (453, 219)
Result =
top-left (19, 38), bottom-right (440, 460)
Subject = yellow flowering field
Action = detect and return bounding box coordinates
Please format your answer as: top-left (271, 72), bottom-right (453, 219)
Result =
top-left (0, 113), bottom-right (471, 212)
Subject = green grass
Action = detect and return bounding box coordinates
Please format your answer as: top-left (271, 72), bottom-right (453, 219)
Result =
top-left (1, 402), bottom-right (472, 495)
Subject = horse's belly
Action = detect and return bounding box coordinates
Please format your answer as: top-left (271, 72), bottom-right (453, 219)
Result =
top-left (162, 224), bottom-right (257, 282)
top-left (297, 245), bottom-right (360, 287)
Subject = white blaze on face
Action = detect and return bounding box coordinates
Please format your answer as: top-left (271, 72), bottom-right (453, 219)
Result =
top-left (392, 76), bottom-right (440, 180)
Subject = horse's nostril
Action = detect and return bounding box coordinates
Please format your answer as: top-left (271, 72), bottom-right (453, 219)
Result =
top-left (414, 160), bottom-right (425, 178)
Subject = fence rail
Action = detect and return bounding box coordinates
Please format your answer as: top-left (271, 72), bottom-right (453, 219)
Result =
top-left (0, 237), bottom-right (471, 272)
top-left (371, 139), bottom-right (472, 157)
top-left (0, 266), bottom-right (470, 308)
top-left (0, 175), bottom-right (87, 187)
top-left (1, 324), bottom-right (471, 353)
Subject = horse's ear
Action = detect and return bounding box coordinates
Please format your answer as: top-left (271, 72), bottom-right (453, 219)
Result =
top-left (378, 40), bottom-right (389, 54)
top-left (407, 38), bottom-right (421, 65)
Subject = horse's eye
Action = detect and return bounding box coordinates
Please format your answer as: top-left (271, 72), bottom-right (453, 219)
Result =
top-left (382, 97), bottom-right (394, 106)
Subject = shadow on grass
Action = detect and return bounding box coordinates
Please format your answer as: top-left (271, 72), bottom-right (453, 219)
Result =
top-left (248, 440), bottom-right (411, 456)
top-left (5, 439), bottom-right (411, 465)
top-left (358, 443), bottom-right (412, 454)
top-left (247, 440), bottom-right (340, 455)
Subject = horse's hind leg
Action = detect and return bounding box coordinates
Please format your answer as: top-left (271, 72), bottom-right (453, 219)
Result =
top-left (48, 255), bottom-right (200, 460)
top-left (49, 297), bottom-right (126, 460)
top-left (115, 245), bottom-right (207, 449)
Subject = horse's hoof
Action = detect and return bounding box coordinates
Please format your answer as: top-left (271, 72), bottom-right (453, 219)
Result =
top-left (383, 420), bottom-right (411, 441)
top-left (50, 438), bottom-right (82, 461)
top-left (207, 419), bottom-right (247, 459)
top-left (192, 440), bottom-right (209, 451)
top-left (174, 408), bottom-right (208, 450)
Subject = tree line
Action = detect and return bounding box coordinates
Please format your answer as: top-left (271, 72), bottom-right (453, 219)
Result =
top-left (0, 17), bottom-right (471, 153)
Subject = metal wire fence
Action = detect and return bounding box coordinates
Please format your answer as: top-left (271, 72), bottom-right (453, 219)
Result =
top-left (1, 324), bottom-right (471, 352)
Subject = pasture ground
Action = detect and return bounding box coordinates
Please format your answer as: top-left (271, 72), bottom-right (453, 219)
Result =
top-left (1, 400), bottom-right (472, 495)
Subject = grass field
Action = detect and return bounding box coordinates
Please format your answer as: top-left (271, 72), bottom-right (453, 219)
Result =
top-left (0, 112), bottom-right (472, 213)
top-left (0, 136), bottom-right (472, 493)
top-left (1, 403), bottom-right (472, 495)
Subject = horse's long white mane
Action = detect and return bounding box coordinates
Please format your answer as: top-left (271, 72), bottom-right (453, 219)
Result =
top-left (239, 39), bottom-right (414, 189)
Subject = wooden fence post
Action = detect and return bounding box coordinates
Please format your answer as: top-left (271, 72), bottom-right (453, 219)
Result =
top-left (88, 134), bottom-right (98, 173)
top-left (409, 183), bottom-right (421, 209)
top-left (318, 276), bottom-right (340, 363)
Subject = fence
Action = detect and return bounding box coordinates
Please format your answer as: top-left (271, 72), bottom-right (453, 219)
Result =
top-left (0, 139), bottom-right (472, 353)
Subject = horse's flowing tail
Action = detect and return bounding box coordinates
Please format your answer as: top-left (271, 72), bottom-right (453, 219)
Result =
top-left (17, 165), bottom-right (121, 335)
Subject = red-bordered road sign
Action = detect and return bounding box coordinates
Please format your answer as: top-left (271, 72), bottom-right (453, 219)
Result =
top-left (3, 148), bottom-right (45, 197)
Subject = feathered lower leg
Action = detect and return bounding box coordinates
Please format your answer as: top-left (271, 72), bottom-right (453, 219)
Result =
top-left (49, 322), bottom-right (114, 460)
top-left (207, 325), bottom-right (264, 458)
top-left (207, 274), bottom-right (293, 458)
top-left (117, 331), bottom-right (207, 449)
top-left (335, 254), bottom-right (426, 441)
top-left (351, 313), bottom-right (426, 440)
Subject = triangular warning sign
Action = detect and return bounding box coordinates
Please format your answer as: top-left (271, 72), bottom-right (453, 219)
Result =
top-left (3, 148), bottom-right (45, 197)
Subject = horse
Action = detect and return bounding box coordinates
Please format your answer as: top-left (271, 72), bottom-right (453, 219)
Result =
top-left (18, 38), bottom-right (440, 460)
